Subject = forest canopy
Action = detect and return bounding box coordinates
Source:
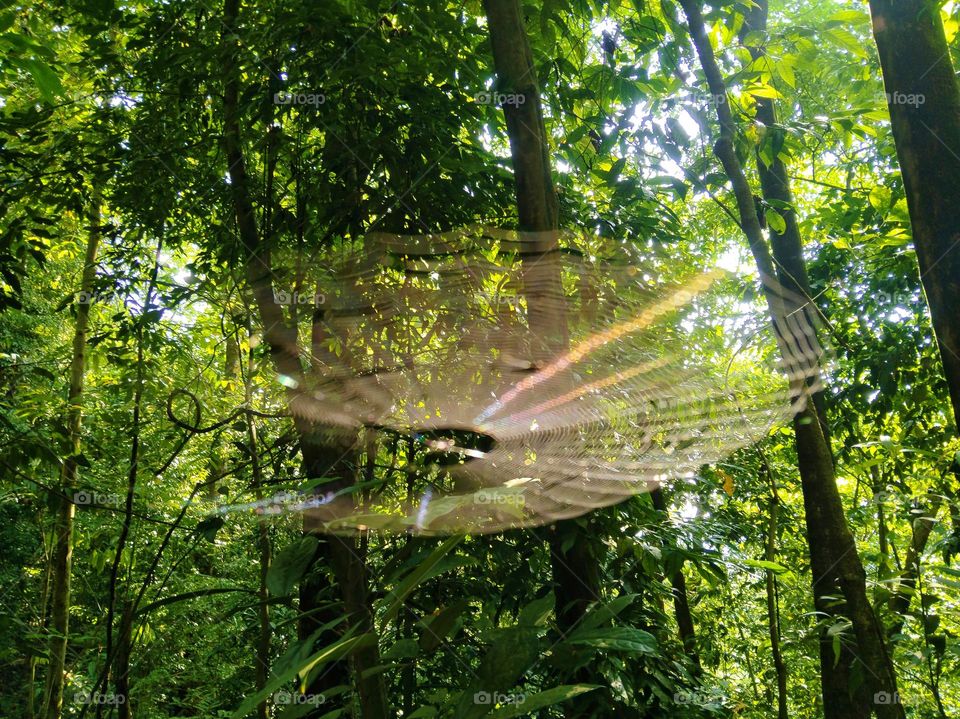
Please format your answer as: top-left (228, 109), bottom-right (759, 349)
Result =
top-left (2, 1), bottom-right (960, 718)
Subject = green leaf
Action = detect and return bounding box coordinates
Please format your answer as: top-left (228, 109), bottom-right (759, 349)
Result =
top-left (743, 558), bottom-right (789, 574)
top-left (383, 637), bottom-right (420, 659)
top-left (230, 633), bottom-right (372, 719)
top-left (827, 10), bottom-right (868, 23)
top-left (565, 626), bottom-right (658, 653)
top-left (576, 594), bottom-right (637, 631)
top-left (381, 535), bottom-right (464, 626)
top-left (774, 59), bottom-right (796, 89)
top-left (299, 635), bottom-right (377, 687)
top-left (488, 685), bottom-right (602, 718)
top-left (406, 707), bottom-right (438, 719)
top-left (17, 58), bottom-right (63, 102)
top-left (267, 536), bottom-right (319, 597)
top-left (745, 83), bottom-right (782, 100)
top-left (454, 626), bottom-right (541, 719)
top-left (765, 208), bottom-right (787, 234)
top-left (420, 599), bottom-right (472, 652)
top-left (824, 28), bottom-right (868, 59)
top-left (517, 593), bottom-right (554, 627)
top-left (869, 185), bottom-right (892, 213)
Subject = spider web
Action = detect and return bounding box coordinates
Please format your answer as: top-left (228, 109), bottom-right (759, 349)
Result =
top-left (218, 226), bottom-right (823, 534)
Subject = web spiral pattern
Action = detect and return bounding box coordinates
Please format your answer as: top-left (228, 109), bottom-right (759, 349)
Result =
top-left (221, 227), bottom-right (823, 534)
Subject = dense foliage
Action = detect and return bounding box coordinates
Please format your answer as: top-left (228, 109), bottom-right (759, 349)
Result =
top-left (2, 1), bottom-right (959, 718)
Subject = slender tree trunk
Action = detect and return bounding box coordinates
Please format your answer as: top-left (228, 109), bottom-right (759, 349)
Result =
top-left (33, 536), bottom-right (56, 719)
top-left (888, 494), bottom-right (942, 637)
top-left (739, 0), bottom-right (834, 452)
top-left (244, 338), bottom-right (272, 719)
top-left (761, 463), bottom-right (788, 719)
top-left (869, 0), bottom-right (960, 435)
top-left (483, 3), bottom-right (600, 715)
top-left (41, 195), bottom-right (101, 719)
top-left (100, 235), bottom-right (162, 719)
top-left (650, 489), bottom-right (701, 672)
top-left (220, 2), bottom-right (389, 716)
top-left (115, 601), bottom-right (133, 719)
top-left (678, 3), bottom-right (904, 717)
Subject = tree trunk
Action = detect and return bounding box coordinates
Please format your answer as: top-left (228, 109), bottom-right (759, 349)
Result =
top-left (761, 465), bottom-right (788, 719)
top-left (220, 2), bottom-right (389, 716)
top-left (737, 2), bottom-right (857, 713)
top-left (99, 234), bottom-right (162, 719)
top-left (739, 0), bottom-right (834, 453)
top-left (244, 339), bottom-right (272, 719)
top-left (483, 2), bottom-right (601, 715)
top-left (888, 494), bottom-right (942, 637)
top-left (115, 601), bottom-right (133, 719)
top-left (678, 2), bottom-right (904, 716)
top-left (869, 0), bottom-right (960, 435)
top-left (41, 195), bottom-right (101, 719)
top-left (650, 489), bottom-right (701, 672)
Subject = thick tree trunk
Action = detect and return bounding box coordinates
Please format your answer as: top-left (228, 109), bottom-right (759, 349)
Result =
top-left (678, 2), bottom-right (904, 717)
top-left (869, 0), bottom-right (960, 435)
top-left (483, 2), bottom-right (600, 715)
top-left (220, 1), bottom-right (389, 716)
top-left (738, 3), bottom-right (859, 714)
top-left (41, 196), bottom-right (101, 719)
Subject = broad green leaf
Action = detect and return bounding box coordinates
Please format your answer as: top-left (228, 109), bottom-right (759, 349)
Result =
top-left (230, 633), bottom-right (372, 718)
top-left (827, 10), bottom-right (868, 23)
top-left (454, 626), bottom-right (541, 718)
top-left (824, 28), bottom-right (868, 58)
top-left (765, 208), bottom-right (787, 234)
top-left (267, 536), bottom-right (319, 597)
top-left (743, 558), bottom-right (789, 574)
top-left (380, 535), bottom-right (464, 626)
top-left (488, 685), bottom-right (602, 718)
top-left (745, 83), bottom-right (783, 100)
top-left (565, 626), bottom-right (658, 653)
top-left (406, 707), bottom-right (438, 719)
top-left (517, 593), bottom-right (554, 627)
top-left (17, 58), bottom-right (63, 101)
top-left (420, 599), bottom-right (472, 652)
top-left (576, 593), bottom-right (637, 631)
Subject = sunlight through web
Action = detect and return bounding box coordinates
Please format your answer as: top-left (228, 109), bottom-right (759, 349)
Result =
top-left (214, 226), bottom-right (823, 534)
